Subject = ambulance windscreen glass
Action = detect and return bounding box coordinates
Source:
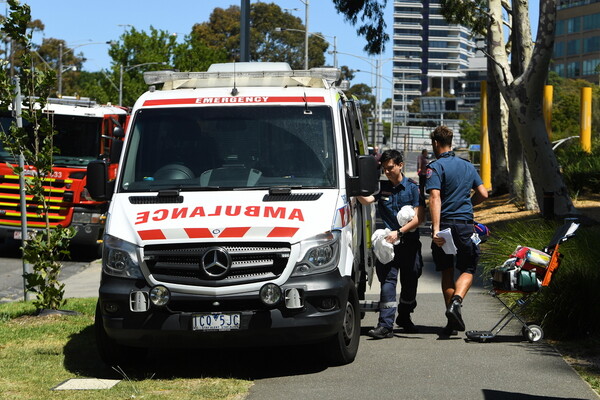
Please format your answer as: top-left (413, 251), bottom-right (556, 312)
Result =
top-left (119, 106), bottom-right (337, 191)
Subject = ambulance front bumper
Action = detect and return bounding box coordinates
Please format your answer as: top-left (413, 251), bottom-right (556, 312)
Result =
top-left (97, 269), bottom-right (352, 348)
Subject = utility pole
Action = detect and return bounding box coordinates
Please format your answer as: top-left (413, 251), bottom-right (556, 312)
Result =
top-left (12, 76), bottom-right (31, 301)
top-left (303, 0), bottom-right (309, 69)
top-left (58, 43), bottom-right (63, 96)
top-left (440, 63), bottom-right (444, 126)
top-left (240, 0), bottom-right (250, 62)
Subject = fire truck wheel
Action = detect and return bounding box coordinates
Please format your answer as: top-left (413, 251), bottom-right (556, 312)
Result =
top-left (325, 286), bottom-right (360, 365)
top-left (95, 302), bottom-right (147, 366)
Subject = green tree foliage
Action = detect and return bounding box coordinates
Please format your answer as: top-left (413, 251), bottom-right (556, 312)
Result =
top-left (459, 103), bottom-right (482, 145)
top-left (340, 65), bottom-right (356, 81)
top-left (1, 16), bottom-right (44, 74)
top-left (107, 26), bottom-right (177, 106)
top-left (0, 0), bottom-right (75, 310)
top-left (346, 82), bottom-right (374, 118)
top-left (547, 72), bottom-right (600, 140)
top-left (75, 71), bottom-right (115, 104)
top-left (172, 31), bottom-right (228, 72)
top-left (440, 0), bottom-right (487, 36)
top-left (555, 138), bottom-right (600, 195)
top-left (332, 0), bottom-right (388, 54)
top-left (34, 38), bottom-right (86, 97)
top-left (192, 2), bottom-right (328, 69)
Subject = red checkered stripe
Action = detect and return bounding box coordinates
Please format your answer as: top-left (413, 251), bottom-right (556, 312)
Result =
top-left (333, 203), bottom-right (352, 229)
top-left (137, 226), bottom-right (299, 241)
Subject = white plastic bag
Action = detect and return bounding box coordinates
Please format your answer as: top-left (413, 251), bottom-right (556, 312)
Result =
top-left (396, 205), bottom-right (416, 232)
top-left (371, 228), bottom-right (395, 264)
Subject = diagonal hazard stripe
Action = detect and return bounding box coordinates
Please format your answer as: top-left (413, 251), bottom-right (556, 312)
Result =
top-left (219, 227), bottom-right (251, 237)
top-left (138, 229), bottom-right (166, 240)
top-left (267, 227), bottom-right (299, 237)
top-left (137, 226), bottom-right (299, 241)
top-left (184, 227), bottom-right (213, 238)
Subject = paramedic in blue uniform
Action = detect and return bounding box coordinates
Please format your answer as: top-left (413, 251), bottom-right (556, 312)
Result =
top-left (425, 126), bottom-right (488, 336)
top-left (358, 149), bottom-right (425, 339)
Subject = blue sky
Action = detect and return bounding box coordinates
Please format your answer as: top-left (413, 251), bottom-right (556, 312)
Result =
top-left (22, 0), bottom-right (539, 95)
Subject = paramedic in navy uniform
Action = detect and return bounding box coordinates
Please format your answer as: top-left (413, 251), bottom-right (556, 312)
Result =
top-left (425, 126), bottom-right (488, 335)
top-left (358, 149), bottom-right (425, 339)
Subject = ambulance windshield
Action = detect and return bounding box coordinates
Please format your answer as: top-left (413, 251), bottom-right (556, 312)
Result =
top-left (120, 106), bottom-right (337, 191)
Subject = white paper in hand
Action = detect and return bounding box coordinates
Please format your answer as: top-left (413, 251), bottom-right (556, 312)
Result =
top-left (437, 228), bottom-right (457, 255)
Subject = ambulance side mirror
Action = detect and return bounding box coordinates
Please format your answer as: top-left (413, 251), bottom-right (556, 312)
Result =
top-left (109, 126), bottom-right (125, 163)
top-left (347, 155), bottom-right (379, 196)
top-left (86, 160), bottom-right (113, 201)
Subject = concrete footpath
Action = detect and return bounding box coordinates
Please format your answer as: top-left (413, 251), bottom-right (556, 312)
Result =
top-left (60, 237), bottom-right (599, 400)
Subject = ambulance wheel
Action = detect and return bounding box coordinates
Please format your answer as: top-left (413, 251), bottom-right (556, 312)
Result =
top-left (523, 324), bottom-right (544, 343)
top-left (326, 286), bottom-right (360, 366)
top-left (95, 302), bottom-right (147, 366)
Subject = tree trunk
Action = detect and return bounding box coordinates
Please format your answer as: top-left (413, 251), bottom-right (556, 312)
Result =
top-left (514, 108), bottom-right (574, 215)
top-left (487, 63), bottom-right (510, 195)
top-left (523, 158), bottom-right (538, 210)
top-left (488, 0), bottom-right (575, 216)
top-left (508, 118), bottom-right (525, 201)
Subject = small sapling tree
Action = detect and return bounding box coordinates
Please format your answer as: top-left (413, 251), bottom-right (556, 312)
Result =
top-left (0, 0), bottom-right (75, 310)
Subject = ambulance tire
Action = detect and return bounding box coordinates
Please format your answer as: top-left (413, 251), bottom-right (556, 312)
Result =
top-left (325, 286), bottom-right (360, 366)
top-left (95, 302), bottom-right (147, 366)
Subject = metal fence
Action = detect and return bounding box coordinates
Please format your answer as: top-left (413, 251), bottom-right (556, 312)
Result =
top-left (373, 121), bottom-right (467, 152)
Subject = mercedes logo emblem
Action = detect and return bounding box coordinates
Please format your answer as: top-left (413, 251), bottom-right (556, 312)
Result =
top-left (200, 247), bottom-right (232, 279)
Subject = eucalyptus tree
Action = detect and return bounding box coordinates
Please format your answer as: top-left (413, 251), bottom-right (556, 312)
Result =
top-left (193, 2), bottom-right (328, 69)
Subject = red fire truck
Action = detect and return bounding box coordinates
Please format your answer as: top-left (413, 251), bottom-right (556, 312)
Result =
top-left (0, 96), bottom-right (128, 249)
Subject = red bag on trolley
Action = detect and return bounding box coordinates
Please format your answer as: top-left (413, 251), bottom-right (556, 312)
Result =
top-left (512, 246), bottom-right (551, 279)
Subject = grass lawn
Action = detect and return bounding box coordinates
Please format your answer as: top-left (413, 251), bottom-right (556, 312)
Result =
top-left (0, 298), bottom-right (252, 400)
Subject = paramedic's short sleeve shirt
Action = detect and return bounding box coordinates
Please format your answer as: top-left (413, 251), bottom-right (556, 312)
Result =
top-left (375, 176), bottom-right (423, 230)
top-left (425, 152), bottom-right (483, 220)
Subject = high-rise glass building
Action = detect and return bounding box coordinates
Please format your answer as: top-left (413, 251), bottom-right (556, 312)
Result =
top-left (552, 0), bottom-right (600, 84)
top-left (392, 0), bottom-right (477, 121)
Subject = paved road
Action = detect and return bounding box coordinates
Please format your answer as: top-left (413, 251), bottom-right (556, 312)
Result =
top-left (0, 240), bottom-right (98, 303)
top-left (248, 237), bottom-right (599, 400)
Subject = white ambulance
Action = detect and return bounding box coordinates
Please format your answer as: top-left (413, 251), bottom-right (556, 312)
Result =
top-left (87, 62), bottom-right (378, 366)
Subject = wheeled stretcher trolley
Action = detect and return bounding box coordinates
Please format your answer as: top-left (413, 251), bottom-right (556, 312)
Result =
top-left (466, 220), bottom-right (580, 343)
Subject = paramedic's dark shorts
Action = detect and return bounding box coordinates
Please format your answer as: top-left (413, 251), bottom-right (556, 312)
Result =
top-left (431, 221), bottom-right (480, 274)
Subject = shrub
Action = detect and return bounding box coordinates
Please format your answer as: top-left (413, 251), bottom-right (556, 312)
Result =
top-left (556, 138), bottom-right (600, 195)
top-left (480, 219), bottom-right (600, 339)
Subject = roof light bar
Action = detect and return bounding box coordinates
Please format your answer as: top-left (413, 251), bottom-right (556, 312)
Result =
top-left (143, 66), bottom-right (341, 90)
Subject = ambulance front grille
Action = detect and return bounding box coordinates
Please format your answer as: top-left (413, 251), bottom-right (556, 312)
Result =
top-left (143, 242), bottom-right (291, 287)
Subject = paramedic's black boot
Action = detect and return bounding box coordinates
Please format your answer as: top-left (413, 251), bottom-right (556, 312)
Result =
top-left (445, 295), bottom-right (465, 332)
top-left (368, 326), bottom-right (394, 339)
top-left (441, 322), bottom-right (458, 336)
top-left (396, 314), bottom-right (419, 333)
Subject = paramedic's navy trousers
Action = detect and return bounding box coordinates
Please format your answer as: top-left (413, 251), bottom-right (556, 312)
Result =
top-left (375, 234), bottom-right (422, 330)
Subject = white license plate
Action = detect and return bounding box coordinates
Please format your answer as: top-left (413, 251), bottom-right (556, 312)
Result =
top-left (192, 313), bottom-right (240, 331)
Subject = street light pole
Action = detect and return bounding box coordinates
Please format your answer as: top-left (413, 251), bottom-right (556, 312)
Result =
top-left (57, 41), bottom-right (114, 97)
top-left (440, 62), bottom-right (445, 126)
top-left (282, 1), bottom-right (310, 69)
top-left (58, 43), bottom-right (63, 96)
top-left (119, 64), bottom-right (123, 106)
top-left (303, 0), bottom-right (309, 69)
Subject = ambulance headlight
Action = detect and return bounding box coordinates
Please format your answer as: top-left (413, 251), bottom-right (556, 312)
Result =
top-left (292, 231), bottom-right (340, 276)
top-left (103, 235), bottom-right (144, 279)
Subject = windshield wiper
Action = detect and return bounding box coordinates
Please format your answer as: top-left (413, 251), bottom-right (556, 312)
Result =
top-left (233, 186), bottom-right (271, 191)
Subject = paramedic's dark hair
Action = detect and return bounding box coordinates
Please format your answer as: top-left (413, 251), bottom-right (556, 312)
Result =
top-left (380, 149), bottom-right (403, 165)
top-left (430, 125), bottom-right (453, 147)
